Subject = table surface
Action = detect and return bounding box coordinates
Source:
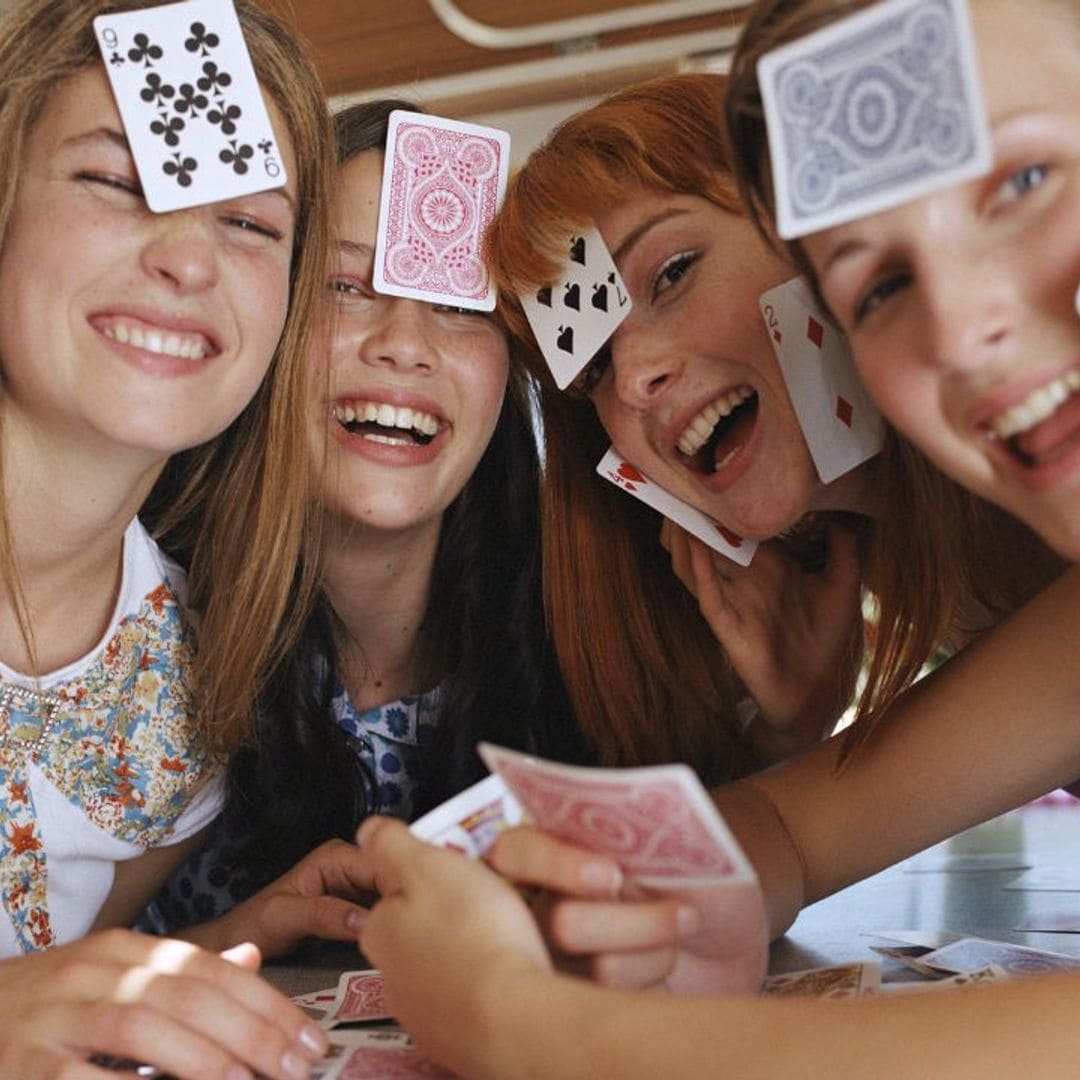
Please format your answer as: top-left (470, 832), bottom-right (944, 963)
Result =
top-left (264, 800), bottom-right (1080, 998)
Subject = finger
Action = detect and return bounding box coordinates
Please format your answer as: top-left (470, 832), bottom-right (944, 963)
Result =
top-left (0, 1036), bottom-right (116, 1080)
top-left (258, 894), bottom-right (369, 952)
top-left (489, 827), bottom-right (622, 898)
top-left (592, 946), bottom-right (678, 990)
top-left (355, 816), bottom-right (430, 898)
top-left (545, 897), bottom-right (701, 955)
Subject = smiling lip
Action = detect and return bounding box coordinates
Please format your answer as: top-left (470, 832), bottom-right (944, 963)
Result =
top-left (669, 383), bottom-right (761, 490)
top-left (329, 389), bottom-right (447, 464)
top-left (90, 310), bottom-right (221, 375)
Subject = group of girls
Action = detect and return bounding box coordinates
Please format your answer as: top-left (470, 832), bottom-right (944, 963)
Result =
top-left (1, 0), bottom-right (1076, 1077)
top-left (353, 0), bottom-right (1080, 1076)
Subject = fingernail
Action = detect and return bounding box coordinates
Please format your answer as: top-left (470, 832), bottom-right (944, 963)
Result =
top-left (298, 1022), bottom-right (328, 1057)
top-left (676, 904), bottom-right (703, 938)
top-left (580, 860), bottom-right (621, 894)
top-left (281, 1048), bottom-right (312, 1079)
top-left (346, 907), bottom-right (367, 931)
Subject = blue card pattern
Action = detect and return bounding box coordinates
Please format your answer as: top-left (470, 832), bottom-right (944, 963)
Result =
top-left (760, 0), bottom-right (991, 238)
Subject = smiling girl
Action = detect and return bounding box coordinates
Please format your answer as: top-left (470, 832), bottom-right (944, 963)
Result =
top-left (0, 0), bottom-right (336, 1075)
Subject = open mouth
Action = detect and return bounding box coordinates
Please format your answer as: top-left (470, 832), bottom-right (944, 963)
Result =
top-left (987, 369), bottom-right (1080, 467)
top-left (676, 385), bottom-right (759, 474)
top-left (332, 399), bottom-right (442, 447)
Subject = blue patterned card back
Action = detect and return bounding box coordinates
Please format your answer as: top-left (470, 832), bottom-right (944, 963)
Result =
top-left (758, 0), bottom-right (992, 239)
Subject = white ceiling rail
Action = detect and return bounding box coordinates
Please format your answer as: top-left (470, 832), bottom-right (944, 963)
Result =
top-left (332, 25), bottom-right (741, 111)
top-left (427, 0), bottom-right (747, 51)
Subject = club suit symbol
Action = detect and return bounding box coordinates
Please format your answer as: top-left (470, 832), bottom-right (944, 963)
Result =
top-left (563, 282), bottom-right (580, 310)
top-left (556, 326), bottom-right (574, 354)
top-left (591, 282), bottom-right (608, 312)
top-left (569, 235), bottom-right (586, 265)
top-left (535, 286), bottom-right (553, 308)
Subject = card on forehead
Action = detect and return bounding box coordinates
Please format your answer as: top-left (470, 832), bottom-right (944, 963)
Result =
top-left (758, 0), bottom-right (992, 239)
top-left (760, 276), bottom-right (884, 483)
top-left (372, 111), bottom-right (510, 312)
top-left (477, 742), bottom-right (756, 886)
top-left (596, 447), bottom-right (757, 567)
top-left (519, 227), bottom-right (632, 389)
top-left (409, 773), bottom-right (523, 858)
top-left (94, 0), bottom-right (287, 213)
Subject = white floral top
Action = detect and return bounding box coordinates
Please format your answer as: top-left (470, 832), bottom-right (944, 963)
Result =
top-left (0, 518), bottom-right (223, 955)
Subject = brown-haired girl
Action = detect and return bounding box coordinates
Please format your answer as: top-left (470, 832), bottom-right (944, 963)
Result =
top-left (0, 0), bottom-right (335, 1074)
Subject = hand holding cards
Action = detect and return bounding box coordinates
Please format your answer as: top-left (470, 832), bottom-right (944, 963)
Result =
top-left (94, 0), bottom-right (287, 212)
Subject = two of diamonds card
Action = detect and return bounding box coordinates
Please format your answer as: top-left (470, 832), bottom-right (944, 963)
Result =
top-left (758, 0), bottom-right (992, 239)
top-left (519, 227), bottom-right (632, 390)
top-left (760, 276), bottom-right (884, 484)
top-left (596, 447), bottom-right (757, 567)
top-left (373, 111), bottom-right (510, 313)
top-left (94, 0), bottom-right (286, 213)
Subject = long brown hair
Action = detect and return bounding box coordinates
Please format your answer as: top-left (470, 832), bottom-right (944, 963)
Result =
top-left (485, 72), bottom-right (1027, 770)
top-left (0, 0), bottom-right (335, 756)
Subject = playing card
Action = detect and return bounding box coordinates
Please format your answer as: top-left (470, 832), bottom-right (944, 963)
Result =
top-left (409, 773), bottom-right (524, 858)
top-left (875, 964), bottom-right (1009, 993)
top-left (315, 1030), bottom-right (452, 1080)
top-left (322, 970), bottom-right (394, 1028)
top-left (596, 447), bottom-right (758, 567)
top-left (757, 0), bottom-right (992, 239)
top-left (863, 929), bottom-right (961, 950)
top-left (762, 962), bottom-right (880, 999)
top-left (372, 111), bottom-right (510, 312)
top-left (1013, 912), bottom-right (1080, 933)
top-left (519, 227), bottom-right (632, 390)
top-left (760, 276), bottom-right (884, 483)
top-left (920, 937), bottom-right (1080, 976)
top-left (477, 743), bottom-right (755, 886)
top-left (94, 0), bottom-right (287, 213)
top-left (869, 944), bottom-right (941, 977)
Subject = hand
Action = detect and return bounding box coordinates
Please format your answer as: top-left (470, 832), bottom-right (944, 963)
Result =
top-left (0, 928), bottom-right (328, 1080)
top-left (662, 519), bottom-right (863, 762)
top-left (182, 838), bottom-right (372, 958)
top-left (357, 817), bottom-right (551, 1077)
top-left (490, 826), bottom-right (768, 994)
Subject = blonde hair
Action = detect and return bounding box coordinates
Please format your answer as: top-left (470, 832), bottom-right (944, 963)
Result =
top-left (485, 73), bottom-right (1027, 770)
top-left (0, 0), bottom-right (335, 756)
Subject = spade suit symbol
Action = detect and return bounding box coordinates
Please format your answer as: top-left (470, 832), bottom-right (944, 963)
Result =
top-left (536, 286), bottom-right (552, 307)
top-left (609, 271), bottom-right (629, 307)
top-left (591, 283), bottom-right (609, 312)
top-left (563, 282), bottom-right (581, 310)
top-left (556, 325), bottom-right (574, 354)
top-left (569, 236), bottom-right (586, 265)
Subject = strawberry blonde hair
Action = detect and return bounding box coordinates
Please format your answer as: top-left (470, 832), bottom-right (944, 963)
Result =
top-left (486, 73), bottom-right (1035, 769)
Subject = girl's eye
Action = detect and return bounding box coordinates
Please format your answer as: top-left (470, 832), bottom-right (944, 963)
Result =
top-left (222, 215), bottom-right (284, 242)
top-left (990, 162), bottom-right (1051, 209)
top-left (852, 271), bottom-right (912, 325)
top-left (653, 251), bottom-right (697, 297)
top-left (76, 171), bottom-right (141, 196)
top-left (329, 277), bottom-right (371, 299)
top-left (568, 343), bottom-right (611, 398)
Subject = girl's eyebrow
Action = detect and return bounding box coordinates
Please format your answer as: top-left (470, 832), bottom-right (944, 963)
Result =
top-left (61, 126), bottom-right (130, 152)
top-left (611, 207), bottom-right (691, 267)
top-left (817, 236), bottom-right (870, 285)
top-left (336, 239), bottom-right (373, 258)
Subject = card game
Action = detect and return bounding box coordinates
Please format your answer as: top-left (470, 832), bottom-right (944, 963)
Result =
top-left (3, 0), bottom-right (1080, 1077)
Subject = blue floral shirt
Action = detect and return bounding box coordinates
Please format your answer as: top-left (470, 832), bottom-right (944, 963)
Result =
top-left (140, 680), bottom-right (441, 933)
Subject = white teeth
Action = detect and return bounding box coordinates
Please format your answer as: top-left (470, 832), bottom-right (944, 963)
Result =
top-left (676, 386), bottom-right (755, 457)
top-left (992, 369), bottom-right (1080, 439)
top-left (334, 398), bottom-right (441, 438)
top-left (100, 318), bottom-right (207, 359)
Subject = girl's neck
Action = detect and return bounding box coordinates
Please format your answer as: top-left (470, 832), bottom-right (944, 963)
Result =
top-left (321, 512), bottom-right (442, 712)
top-left (809, 456), bottom-right (880, 519)
top-left (0, 414), bottom-right (165, 676)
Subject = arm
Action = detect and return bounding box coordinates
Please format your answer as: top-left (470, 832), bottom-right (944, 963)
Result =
top-left (0, 930), bottom-right (327, 1080)
top-left (359, 818), bottom-right (1080, 1080)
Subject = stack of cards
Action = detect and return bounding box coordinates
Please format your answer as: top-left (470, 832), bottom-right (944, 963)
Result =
top-left (409, 772), bottom-right (523, 858)
top-left (757, 0), bottom-right (993, 239)
top-left (94, 0), bottom-right (287, 213)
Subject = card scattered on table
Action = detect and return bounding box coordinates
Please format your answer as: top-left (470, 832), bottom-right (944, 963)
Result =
top-left (477, 743), bottom-right (755, 887)
top-left (409, 773), bottom-right (523, 858)
top-left (763, 962), bottom-right (880, 999)
top-left (373, 110), bottom-right (509, 312)
top-left (920, 936), bottom-right (1080, 976)
top-left (519, 226), bottom-right (632, 389)
top-left (314, 1029), bottom-right (452, 1080)
top-left (321, 970), bottom-right (394, 1028)
top-left (596, 447), bottom-right (757, 566)
top-left (757, 0), bottom-right (992, 238)
top-left (94, 0), bottom-right (287, 212)
top-left (760, 276), bottom-right (883, 484)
